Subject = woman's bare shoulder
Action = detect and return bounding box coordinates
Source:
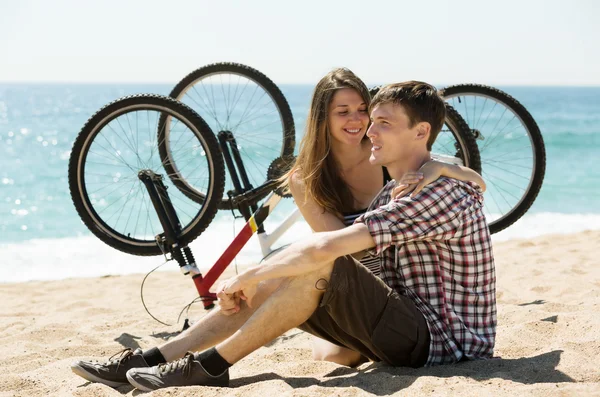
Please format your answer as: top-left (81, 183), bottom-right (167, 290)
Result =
top-left (288, 170), bottom-right (306, 196)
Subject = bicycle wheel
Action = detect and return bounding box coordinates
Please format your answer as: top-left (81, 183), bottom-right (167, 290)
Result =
top-left (159, 62), bottom-right (295, 209)
top-left (437, 104), bottom-right (481, 173)
top-left (369, 86), bottom-right (480, 172)
top-left (69, 95), bottom-right (225, 256)
top-left (441, 84), bottom-right (546, 234)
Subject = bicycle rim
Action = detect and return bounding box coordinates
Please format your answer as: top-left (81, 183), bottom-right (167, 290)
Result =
top-left (70, 96), bottom-right (222, 255)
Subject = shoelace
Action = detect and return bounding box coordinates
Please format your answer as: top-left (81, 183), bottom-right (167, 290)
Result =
top-left (158, 352), bottom-right (195, 378)
top-left (102, 348), bottom-right (134, 372)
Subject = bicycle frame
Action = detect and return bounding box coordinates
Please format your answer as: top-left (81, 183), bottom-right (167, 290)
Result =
top-left (188, 191), bottom-right (292, 309)
top-left (256, 207), bottom-right (302, 257)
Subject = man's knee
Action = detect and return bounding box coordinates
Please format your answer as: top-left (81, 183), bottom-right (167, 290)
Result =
top-left (258, 277), bottom-right (285, 294)
top-left (286, 260), bottom-right (335, 291)
top-left (249, 277), bottom-right (287, 307)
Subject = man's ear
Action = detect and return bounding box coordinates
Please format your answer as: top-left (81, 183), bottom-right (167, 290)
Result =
top-left (415, 122), bottom-right (431, 141)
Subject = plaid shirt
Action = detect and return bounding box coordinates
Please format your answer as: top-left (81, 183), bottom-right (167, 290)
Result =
top-left (355, 177), bottom-right (496, 366)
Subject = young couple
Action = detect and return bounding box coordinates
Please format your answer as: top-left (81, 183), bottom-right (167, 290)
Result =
top-left (71, 69), bottom-right (496, 391)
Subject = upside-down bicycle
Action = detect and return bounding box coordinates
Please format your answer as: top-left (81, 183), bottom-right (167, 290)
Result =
top-left (68, 62), bottom-right (545, 312)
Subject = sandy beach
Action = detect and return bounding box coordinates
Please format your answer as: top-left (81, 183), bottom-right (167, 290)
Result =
top-left (1, 230), bottom-right (599, 397)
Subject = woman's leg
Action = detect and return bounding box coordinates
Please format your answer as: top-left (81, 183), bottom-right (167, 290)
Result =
top-left (311, 337), bottom-right (367, 367)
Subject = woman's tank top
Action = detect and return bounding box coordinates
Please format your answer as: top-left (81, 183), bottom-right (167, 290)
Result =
top-left (340, 167), bottom-right (391, 276)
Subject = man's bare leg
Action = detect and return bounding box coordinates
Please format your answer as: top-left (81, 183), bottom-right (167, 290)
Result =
top-left (158, 277), bottom-right (285, 361)
top-left (71, 277), bottom-right (284, 387)
top-left (215, 261), bottom-right (334, 364)
top-left (121, 262), bottom-right (335, 392)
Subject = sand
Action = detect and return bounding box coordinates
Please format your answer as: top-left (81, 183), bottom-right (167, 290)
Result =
top-left (1, 230), bottom-right (599, 396)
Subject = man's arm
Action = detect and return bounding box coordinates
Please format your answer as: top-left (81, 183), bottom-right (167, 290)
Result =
top-left (225, 223), bottom-right (375, 292)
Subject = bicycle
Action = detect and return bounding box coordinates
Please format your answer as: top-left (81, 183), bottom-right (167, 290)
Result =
top-left (68, 62), bottom-right (544, 312)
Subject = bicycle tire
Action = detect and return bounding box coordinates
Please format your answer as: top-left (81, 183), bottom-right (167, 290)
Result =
top-left (441, 84), bottom-right (546, 234)
top-left (444, 104), bottom-right (481, 173)
top-left (159, 62), bottom-right (295, 210)
top-left (369, 85), bottom-right (481, 173)
top-left (69, 94), bottom-right (225, 256)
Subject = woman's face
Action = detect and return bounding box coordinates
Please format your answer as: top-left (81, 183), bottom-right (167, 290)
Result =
top-left (327, 88), bottom-right (369, 147)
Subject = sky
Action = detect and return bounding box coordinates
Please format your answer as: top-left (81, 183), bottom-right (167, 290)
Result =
top-left (0, 0), bottom-right (598, 86)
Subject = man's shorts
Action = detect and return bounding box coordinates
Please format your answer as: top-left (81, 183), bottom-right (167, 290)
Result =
top-left (298, 255), bottom-right (430, 367)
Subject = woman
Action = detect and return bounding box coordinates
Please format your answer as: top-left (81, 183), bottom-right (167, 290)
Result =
top-left (283, 68), bottom-right (485, 367)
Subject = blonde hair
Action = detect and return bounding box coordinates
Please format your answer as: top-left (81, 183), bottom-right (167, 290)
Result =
top-left (280, 68), bottom-right (370, 218)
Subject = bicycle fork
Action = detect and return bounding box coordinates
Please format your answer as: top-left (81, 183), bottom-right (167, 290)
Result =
top-left (218, 130), bottom-right (264, 231)
top-left (138, 169), bottom-right (283, 311)
top-left (138, 169), bottom-right (215, 307)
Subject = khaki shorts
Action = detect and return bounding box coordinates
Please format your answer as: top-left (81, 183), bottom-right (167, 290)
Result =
top-left (298, 255), bottom-right (430, 367)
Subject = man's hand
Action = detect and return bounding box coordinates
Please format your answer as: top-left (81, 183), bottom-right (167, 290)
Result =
top-left (216, 281), bottom-right (241, 316)
top-left (219, 274), bottom-right (259, 308)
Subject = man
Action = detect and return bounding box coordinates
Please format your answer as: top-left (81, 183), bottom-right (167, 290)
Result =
top-left (71, 81), bottom-right (496, 392)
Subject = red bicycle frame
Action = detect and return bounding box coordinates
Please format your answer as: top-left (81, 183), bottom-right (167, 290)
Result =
top-left (186, 192), bottom-right (284, 309)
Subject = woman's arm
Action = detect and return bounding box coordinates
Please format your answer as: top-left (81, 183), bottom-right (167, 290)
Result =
top-left (393, 160), bottom-right (486, 198)
top-left (438, 162), bottom-right (486, 191)
top-left (288, 172), bottom-right (347, 232)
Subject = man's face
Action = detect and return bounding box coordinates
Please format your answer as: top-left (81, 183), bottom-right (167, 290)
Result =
top-left (366, 103), bottom-right (428, 166)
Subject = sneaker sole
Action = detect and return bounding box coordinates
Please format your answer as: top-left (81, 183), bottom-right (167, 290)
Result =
top-left (71, 363), bottom-right (128, 388)
top-left (126, 371), bottom-right (154, 392)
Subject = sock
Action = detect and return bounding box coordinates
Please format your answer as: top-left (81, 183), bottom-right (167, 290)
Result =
top-left (142, 347), bottom-right (167, 367)
top-left (197, 347), bottom-right (232, 376)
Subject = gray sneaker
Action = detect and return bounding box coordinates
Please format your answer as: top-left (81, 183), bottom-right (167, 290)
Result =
top-left (71, 348), bottom-right (150, 387)
top-left (126, 352), bottom-right (229, 391)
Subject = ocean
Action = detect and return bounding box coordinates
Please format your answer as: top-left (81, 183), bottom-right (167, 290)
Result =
top-left (1, 83), bottom-right (599, 283)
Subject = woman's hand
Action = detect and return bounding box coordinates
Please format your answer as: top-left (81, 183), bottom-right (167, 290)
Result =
top-left (392, 161), bottom-right (445, 199)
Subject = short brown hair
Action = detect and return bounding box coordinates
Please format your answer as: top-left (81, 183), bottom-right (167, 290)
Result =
top-left (370, 81), bottom-right (445, 150)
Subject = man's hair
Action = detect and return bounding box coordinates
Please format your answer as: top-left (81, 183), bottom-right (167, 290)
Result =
top-left (370, 81), bottom-right (446, 150)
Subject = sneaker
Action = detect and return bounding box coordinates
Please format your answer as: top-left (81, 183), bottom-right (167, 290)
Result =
top-left (71, 348), bottom-right (150, 387)
top-left (126, 352), bottom-right (229, 391)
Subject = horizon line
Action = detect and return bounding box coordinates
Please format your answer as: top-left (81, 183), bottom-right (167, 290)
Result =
top-left (1, 81), bottom-right (600, 88)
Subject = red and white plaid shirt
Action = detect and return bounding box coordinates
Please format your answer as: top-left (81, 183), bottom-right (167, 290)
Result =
top-left (355, 177), bottom-right (496, 366)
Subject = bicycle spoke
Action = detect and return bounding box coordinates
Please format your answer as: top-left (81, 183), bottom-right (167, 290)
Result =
top-left (444, 88), bottom-right (540, 233)
top-left (80, 105), bottom-right (213, 243)
top-left (483, 162), bottom-right (531, 182)
top-left (170, 67), bottom-right (290, 203)
top-left (480, 113), bottom-right (517, 154)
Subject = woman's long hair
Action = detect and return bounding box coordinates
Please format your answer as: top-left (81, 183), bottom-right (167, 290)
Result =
top-left (281, 68), bottom-right (371, 218)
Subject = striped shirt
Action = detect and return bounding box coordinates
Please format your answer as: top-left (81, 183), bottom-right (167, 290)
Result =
top-left (355, 177), bottom-right (496, 366)
top-left (342, 210), bottom-right (381, 276)
top-left (341, 167), bottom-right (391, 277)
